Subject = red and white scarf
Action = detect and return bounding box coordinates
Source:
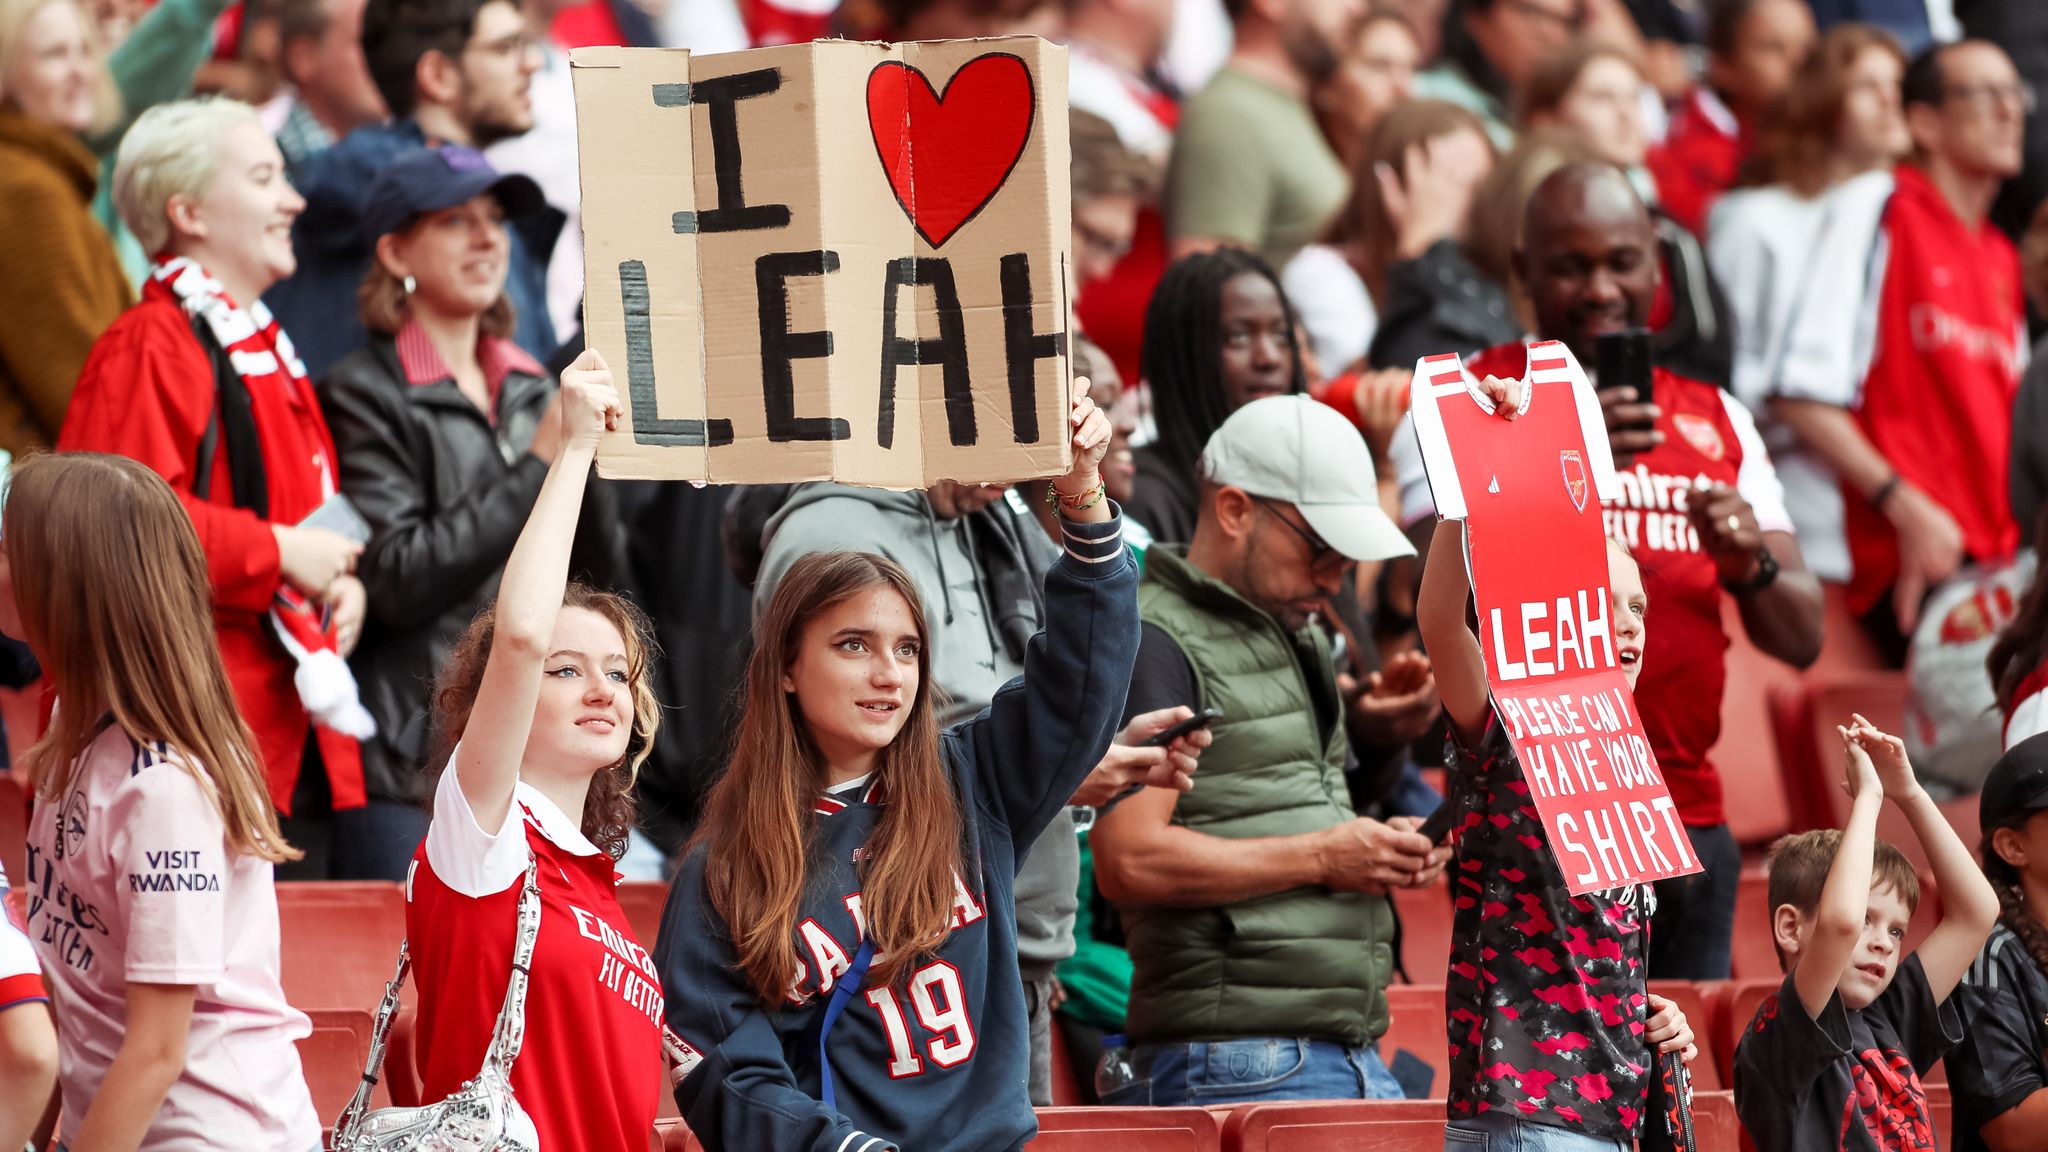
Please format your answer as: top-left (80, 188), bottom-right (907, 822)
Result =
top-left (152, 255), bottom-right (376, 741)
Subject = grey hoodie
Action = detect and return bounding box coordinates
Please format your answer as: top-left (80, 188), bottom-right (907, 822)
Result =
top-left (752, 484), bottom-right (1080, 979)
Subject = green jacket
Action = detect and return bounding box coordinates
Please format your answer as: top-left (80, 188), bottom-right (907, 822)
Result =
top-left (1120, 546), bottom-right (1393, 1047)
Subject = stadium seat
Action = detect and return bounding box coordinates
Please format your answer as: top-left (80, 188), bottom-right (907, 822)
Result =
top-left (655, 1118), bottom-right (700, 1151)
top-left (1047, 1010), bottom-right (1085, 1104)
top-left (618, 881), bottom-right (668, 952)
top-left (1390, 879), bottom-right (1452, 985)
top-left (1380, 983), bottom-right (1449, 1100)
top-left (1220, 1099), bottom-right (1447, 1152)
top-left (0, 773), bottom-right (23, 889)
top-left (1714, 979), bottom-right (1781, 1089)
top-left (297, 1008), bottom-right (384, 1126)
top-left (1928, 1081), bottom-right (1952, 1148)
top-left (1779, 670), bottom-right (1908, 835)
top-left (1646, 980), bottom-right (1720, 1091)
top-left (1731, 868), bottom-right (1781, 982)
top-left (1034, 1106), bottom-right (1223, 1150)
top-left (277, 881), bottom-right (408, 1012)
top-left (1712, 598), bottom-right (1799, 848)
top-left (1691, 1089), bottom-right (1740, 1152)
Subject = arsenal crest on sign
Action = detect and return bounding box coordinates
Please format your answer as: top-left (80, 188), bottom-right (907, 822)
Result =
top-left (1560, 449), bottom-right (1589, 512)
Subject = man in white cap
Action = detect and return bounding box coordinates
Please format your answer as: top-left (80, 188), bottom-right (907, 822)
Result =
top-left (1090, 394), bottom-right (1450, 1106)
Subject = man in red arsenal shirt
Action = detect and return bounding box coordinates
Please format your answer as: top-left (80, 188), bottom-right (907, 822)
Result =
top-left (1404, 164), bottom-right (1826, 978)
top-left (1766, 40), bottom-right (2028, 655)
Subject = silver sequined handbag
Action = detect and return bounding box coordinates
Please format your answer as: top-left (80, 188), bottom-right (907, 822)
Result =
top-left (331, 854), bottom-right (543, 1152)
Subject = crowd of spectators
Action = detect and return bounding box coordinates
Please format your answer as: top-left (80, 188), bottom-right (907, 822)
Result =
top-left (4, 0), bottom-right (2048, 1147)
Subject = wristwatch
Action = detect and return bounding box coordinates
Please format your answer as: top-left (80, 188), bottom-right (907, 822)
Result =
top-left (1722, 546), bottom-right (1779, 595)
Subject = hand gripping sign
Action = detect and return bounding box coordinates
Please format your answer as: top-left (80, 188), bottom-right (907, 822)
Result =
top-left (572, 38), bottom-right (1072, 488)
top-left (1410, 342), bottom-right (1701, 895)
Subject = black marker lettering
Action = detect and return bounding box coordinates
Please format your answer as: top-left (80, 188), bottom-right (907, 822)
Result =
top-left (999, 253), bottom-right (1065, 444)
top-left (660, 69), bottom-right (791, 235)
top-left (757, 250), bottom-right (849, 443)
top-left (877, 257), bottom-right (972, 449)
top-left (618, 261), bottom-right (733, 447)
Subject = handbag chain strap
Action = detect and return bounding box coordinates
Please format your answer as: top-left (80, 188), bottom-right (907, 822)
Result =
top-left (334, 853), bottom-right (543, 1135)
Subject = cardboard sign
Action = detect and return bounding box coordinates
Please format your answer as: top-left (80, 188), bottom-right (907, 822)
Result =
top-left (572, 39), bottom-right (1073, 487)
top-left (1410, 342), bottom-right (1702, 895)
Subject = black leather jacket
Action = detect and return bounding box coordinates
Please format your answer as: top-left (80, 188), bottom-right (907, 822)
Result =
top-left (318, 336), bottom-right (618, 803)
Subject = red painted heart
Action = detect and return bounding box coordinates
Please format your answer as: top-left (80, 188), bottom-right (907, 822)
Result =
top-left (866, 53), bottom-right (1036, 249)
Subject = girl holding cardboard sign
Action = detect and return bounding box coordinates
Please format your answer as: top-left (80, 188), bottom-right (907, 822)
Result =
top-left (656, 379), bottom-right (1175, 1152)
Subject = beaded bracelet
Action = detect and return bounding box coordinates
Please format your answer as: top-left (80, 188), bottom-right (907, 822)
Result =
top-left (1046, 480), bottom-right (1106, 513)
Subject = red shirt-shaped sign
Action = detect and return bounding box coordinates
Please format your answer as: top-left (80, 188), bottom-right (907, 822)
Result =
top-left (1411, 341), bottom-right (1703, 894)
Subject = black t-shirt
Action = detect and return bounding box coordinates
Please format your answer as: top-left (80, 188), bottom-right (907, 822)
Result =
top-left (1949, 924), bottom-right (2048, 1152)
top-left (1733, 954), bottom-right (1963, 1152)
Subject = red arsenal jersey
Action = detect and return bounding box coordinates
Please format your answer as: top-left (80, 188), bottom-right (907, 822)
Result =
top-left (1463, 343), bottom-right (1794, 828)
top-left (407, 763), bottom-right (663, 1150)
top-left (1846, 164), bottom-right (2024, 614)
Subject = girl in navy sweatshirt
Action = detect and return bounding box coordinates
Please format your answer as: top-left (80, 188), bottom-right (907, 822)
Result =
top-left (658, 378), bottom-right (1169, 1152)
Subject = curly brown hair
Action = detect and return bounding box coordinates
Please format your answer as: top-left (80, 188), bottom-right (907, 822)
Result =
top-left (430, 583), bottom-right (660, 859)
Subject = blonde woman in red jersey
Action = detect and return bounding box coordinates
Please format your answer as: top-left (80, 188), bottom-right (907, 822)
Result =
top-left (403, 351), bottom-right (667, 1147)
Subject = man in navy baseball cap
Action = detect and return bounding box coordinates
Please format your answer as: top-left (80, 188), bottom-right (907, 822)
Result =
top-left (360, 144), bottom-right (544, 243)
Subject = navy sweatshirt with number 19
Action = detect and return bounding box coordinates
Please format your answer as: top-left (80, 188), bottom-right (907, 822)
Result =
top-left (656, 511), bottom-right (1138, 1152)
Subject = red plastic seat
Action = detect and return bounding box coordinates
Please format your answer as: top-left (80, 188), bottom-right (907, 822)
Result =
top-left (1731, 868), bottom-right (1781, 982)
top-left (1046, 1010), bottom-right (1085, 1105)
top-left (298, 1008), bottom-right (385, 1126)
top-left (1711, 598), bottom-right (1799, 848)
top-left (1928, 1081), bottom-right (1952, 1148)
top-left (1781, 670), bottom-right (1909, 834)
top-left (617, 881), bottom-right (668, 953)
top-left (1033, 1106), bottom-right (1222, 1150)
top-left (1390, 879), bottom-right (1451, 985)
top-left (1646, 980), bottom-right (1721, 1092)
top-left (1379, 984), bottom-right (1449, 1100)
top-left (277, 881), bottom-right (408, 1012)
top-left (655, 1118), bottom-right (700, 1151)
top-left (1713, 979), bottom-right (1782, 1088)
top-left (1221, 1099), bottom-right (1446, 1152)
top-left (1691, 1089), bottom-right (1740, 1152)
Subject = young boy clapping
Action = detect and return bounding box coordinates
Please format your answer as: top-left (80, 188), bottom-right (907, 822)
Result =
top-left (1734, 717), bottom-right (1999, 1152)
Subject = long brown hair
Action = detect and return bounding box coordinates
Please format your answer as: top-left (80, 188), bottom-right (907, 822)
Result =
top-left (692, 551), bottom-right (964, 1003)
top-left (430, 583), bottom-right (660, 859)
top-left (1740, 23), bottom-right (1905, 197)
top-left (10, 453), bottom-right (297, 862)
top-left (1327, 98), bottom-right (1494, 303)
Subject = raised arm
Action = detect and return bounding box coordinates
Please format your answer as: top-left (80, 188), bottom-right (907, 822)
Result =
top-left (1851, 718), bottom-right (1999, 1002)
top-left (318, 367), bottom-right (555, 630)
top-left (1417, 518), bottom-right (1490, 746)
top-left (956, 379), bottom-right (1135, 847)
top-left (451, 351), bottom-right (620, 835)
top-left (1794, 730), bottom-right (1883, 1019)
top-left (1414, 373), bottom-right (1524, 744)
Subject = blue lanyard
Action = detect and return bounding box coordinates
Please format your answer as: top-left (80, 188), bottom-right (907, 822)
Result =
top-left (817, 938), bottom-right (876, 1112)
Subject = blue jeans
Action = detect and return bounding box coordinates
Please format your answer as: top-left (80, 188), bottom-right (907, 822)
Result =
top-left (1444, 1111), bottom-right (1630, 1152)
top-left (1105, 1038), bottom-right (1406, 1106)
top-left (1649, 822), bottom-right (1740, 979)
